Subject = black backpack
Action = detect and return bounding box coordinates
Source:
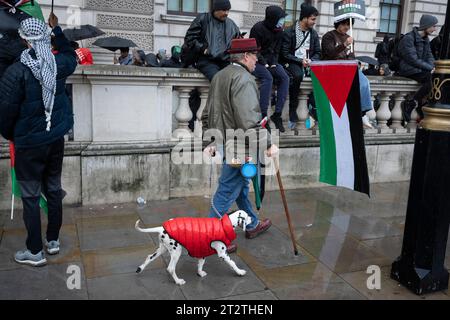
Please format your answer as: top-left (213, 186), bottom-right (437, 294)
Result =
top-left (388, 35), bottom-right (404, 72)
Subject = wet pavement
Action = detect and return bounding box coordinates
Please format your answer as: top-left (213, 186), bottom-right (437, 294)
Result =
top-left (1, 181), bottom-right (450, 300)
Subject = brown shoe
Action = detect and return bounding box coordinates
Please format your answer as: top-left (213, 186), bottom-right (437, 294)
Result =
top-left (245, 219), bottom-right (272, 239)
top-left (226, 244), bottom-right (237, 254)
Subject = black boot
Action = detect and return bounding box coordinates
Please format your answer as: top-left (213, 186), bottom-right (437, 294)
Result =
top-left (270, 112), bottom-right (285, 133)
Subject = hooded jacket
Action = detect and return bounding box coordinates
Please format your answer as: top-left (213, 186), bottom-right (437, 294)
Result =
top-left (249, 6), bottom-right (287, 66)
top-left (163, 215), bottom-right (236, 258)
top-left (0, 26), bottom-right (77, 147)
top-left (375, 35), bottom-right (390, 65)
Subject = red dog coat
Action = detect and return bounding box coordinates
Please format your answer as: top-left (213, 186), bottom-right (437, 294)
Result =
top-left (163, 215), bottom-right (236, 258)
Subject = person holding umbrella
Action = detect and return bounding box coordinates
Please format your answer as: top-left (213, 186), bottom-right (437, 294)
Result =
top-left (114, 48), bottom-right (132, 65)
top-left (0, 12), bottom-right (77, 267)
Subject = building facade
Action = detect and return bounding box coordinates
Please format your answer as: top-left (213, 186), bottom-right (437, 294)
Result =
top-left (39, 0), bottom-right (446, 64)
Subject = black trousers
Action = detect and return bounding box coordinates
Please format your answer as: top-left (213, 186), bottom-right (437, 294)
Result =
top-left (284, 63), bottom-right (304, 122)
top-left (406, 72), bottom-right (432, 105)
top-left (196, 58), bottom-right (229, 82)
top-left (15, 138), bottom-right (65, 254)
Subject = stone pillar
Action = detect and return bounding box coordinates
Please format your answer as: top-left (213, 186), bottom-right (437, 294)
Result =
top-left (376, 92), bottom-right (392, 131)
top-left (406, 105), bottom-right (419, 131)
top-left (174, 87), bottom-right (194, 138)
top-left (390, 93), bottom-right (406, 131)
top-left (295, 91), bottom-right (310, 134)
top-left (194, 87), bottom-right (209, 138)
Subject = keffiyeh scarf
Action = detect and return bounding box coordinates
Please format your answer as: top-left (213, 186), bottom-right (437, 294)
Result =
top-left (19, 17), bottom-right (57, 132)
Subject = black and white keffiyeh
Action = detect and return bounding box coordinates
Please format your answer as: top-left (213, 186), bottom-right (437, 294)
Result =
top-left (19, 17), bottom-right (57, 132)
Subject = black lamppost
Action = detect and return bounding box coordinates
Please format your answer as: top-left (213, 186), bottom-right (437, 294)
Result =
top-left (390, 1), bottom-right (450, 295)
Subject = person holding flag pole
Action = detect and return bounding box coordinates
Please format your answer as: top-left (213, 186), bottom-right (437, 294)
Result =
top-left (0, 12), bottom-right (77, 267)
top-left (321, 0), bottom-right (374, 129)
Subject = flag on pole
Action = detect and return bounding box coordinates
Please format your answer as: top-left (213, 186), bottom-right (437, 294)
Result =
top-left (310, 61), bottom-right (370, 196)
top-left (0, 0), bottom-right (45, 21)
top-left (9, 142), bottom-right (48, 216)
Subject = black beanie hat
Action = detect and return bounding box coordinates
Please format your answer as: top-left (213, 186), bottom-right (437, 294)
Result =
top-left (299, 3), bottom-right (319, 21)
top-left (212, 0), bottom-right (231, 11)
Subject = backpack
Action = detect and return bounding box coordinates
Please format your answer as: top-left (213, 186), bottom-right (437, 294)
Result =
top-left (388, 35), bottom-right (403, 72)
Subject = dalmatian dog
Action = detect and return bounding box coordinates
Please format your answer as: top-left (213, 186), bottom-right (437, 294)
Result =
top-left (134, 210), bottom-right (252, 285)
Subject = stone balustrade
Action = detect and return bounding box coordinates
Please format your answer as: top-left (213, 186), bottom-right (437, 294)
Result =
top-left (63, 66), bottom-right (421, 143)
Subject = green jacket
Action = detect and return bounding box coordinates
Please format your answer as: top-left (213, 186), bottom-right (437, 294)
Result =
top-left (202, 63), bottom-right (271, 161)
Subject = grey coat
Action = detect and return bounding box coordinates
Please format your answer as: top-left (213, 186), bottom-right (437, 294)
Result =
top-left (398, 27), bottom-right (434, 76)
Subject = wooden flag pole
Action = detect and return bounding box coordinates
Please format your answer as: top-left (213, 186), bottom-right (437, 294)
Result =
top-left (51, 0), bottom-right (54, 13)
top-left (273, 156), bottom-right (298, 256)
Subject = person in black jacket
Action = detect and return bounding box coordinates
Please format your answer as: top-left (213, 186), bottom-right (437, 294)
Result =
top-left (0, 13), bottom-right (77, 267)
top-left (430, 26), bottom-right (444, 60)
top-left (250, 6), bottom-right (290, 132)
top-left (160, 45), bottom-right (183, 68)
top-left (183, 0), bottom-right (240, 81)
top-left (398, 14), bottom-right (437, 121)
top-left (280, 4), bottom-right (320, 127)
top-left (375, 35), bottom-right (390, 65)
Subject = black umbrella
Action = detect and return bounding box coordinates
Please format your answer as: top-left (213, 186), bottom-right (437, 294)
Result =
top-left (92, 36), bottom-right (137, 52)
top-left (63, 25), bottom-right (105, 41)
top-left (0, 9), bottom-right (20, 32)
top-left (356, 56), bottom-right (379, 66)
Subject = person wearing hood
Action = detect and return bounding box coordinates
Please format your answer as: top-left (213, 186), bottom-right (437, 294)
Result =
top-left (398, 14), bottom-right (438, 121)
top-left (280, 3), bottom-right (320, 129)
top-left (183, 0), bottom-right (241, 81)
top-left (160, 45), bottom-right (183, 68)
top-left (0, 13), bottom-right (77, 267)
top-left (250, 6), bottom-right (290, 132)
top-left (375, 35), bottom-right (390, 65)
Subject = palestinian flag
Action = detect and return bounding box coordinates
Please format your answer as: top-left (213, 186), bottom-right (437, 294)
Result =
top-left (9, 142), bottom-right (48, 215)
top-left (310, 61), bottom-right (370, 196)
top-left (0, 0), bottom-right (45, 21)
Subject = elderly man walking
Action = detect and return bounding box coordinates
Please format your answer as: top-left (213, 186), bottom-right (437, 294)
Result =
top-left (202, 38), bottom-right (279, 253)
top-left (0, 13), bottom-right (77, 267)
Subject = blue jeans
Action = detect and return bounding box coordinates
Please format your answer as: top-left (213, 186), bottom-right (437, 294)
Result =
top-left (209, 164), bottom-right (259, 230)
top-left (253, 63), bottom-right (290, 116)
top-left (358, 70), bottom-right (373, 113)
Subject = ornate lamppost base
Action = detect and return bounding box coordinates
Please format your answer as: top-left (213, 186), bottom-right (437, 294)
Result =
top-left (390, 114), bottom-right (450, 295)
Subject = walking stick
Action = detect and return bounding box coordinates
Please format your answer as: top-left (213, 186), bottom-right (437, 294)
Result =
top-left (273, 156), bottom-right (298, 256)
